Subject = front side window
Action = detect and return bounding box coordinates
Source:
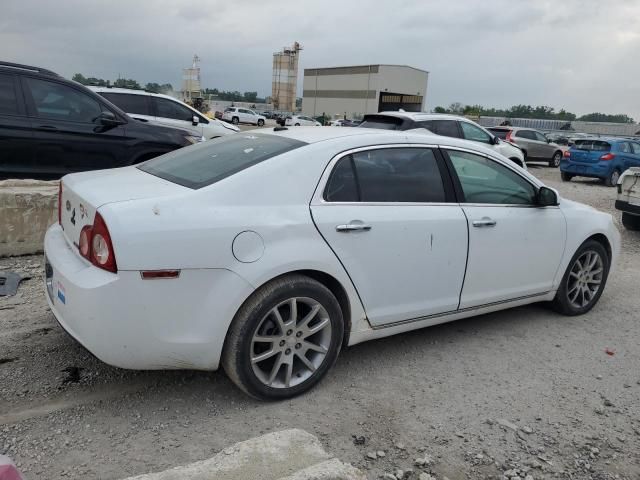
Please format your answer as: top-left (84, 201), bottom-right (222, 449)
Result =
top-left (619, 142), bottom-right (632, 153)
top-left (154, 98), bottom-right (193, 121)
top-left (101, 92), bottom-right (151, 116)
top-left (431, 120), bottom-right (461, 138)
top-left (139, 134), bottom-right (307, 189)
top-left (26, 77), bottom-right (102, 123)
top-left (447, 150), bottom-right (537, 205)
top-left (631, 143), bottom-right (640, 155)
top-left (460, 122), bottom-right (492, 144)
top-left (324, 148), bottom-right (446, 203)
top-left (0, 74), bottom-right (19, 115)
top-left (534, 131), bottom-right (548, 142)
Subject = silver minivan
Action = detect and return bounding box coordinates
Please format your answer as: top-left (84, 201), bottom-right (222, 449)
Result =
top-left (489, 127), bottom-right (564, 167)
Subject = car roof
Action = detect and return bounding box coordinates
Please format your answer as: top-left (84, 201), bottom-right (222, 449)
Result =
top-left (88, 86), bottom-right (182, 103)
top-left (373, 111), bottom-right (477, 123)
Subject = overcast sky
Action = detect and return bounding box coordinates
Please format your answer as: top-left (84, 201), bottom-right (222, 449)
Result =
top-left (2, 0), bottom-right (639, 120)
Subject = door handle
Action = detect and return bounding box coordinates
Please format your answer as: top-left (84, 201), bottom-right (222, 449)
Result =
top-left (38, 125), bottom-right (58, 131)
top-left (472, 217), bottom-right (497, 228)
top-left (336, 223), bottom-right (372, 232)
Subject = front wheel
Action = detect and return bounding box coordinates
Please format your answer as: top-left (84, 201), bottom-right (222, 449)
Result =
top-left (550, 151), bottom-right (562, 168)
top-left (257, 119), bottom-right (264, 127)
top-left (222, 275), bottom-right (344, 400)
top-left (622, 212), bottom-right (640, 231)
top-left (232, 117), bottom-right (239, 125)
top-left (550, 240), bottom-right (610, 316)
top-left (604, 169), bottom-right (621, 187)
top-left (561, 172), bottom-right (573, 182)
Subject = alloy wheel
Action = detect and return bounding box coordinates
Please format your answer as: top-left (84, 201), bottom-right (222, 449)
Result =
top-left (566, 250), bottom-right (604, 309)
top-left (552, 152), bottom-right (562, 167)
top-left (250, 297), bottom-right (332, 389)
top-left (610, 170), bottom-right (620, 185)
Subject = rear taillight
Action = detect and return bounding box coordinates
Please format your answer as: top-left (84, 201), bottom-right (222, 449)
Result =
top-left (58, 182), bottom-right (62, 225)
top-left (563, 150), bottom-right (571, 157)
top-left (505, 131), bottom-right (513, 142)
top-left (77, 212), bottom-right (117, 273)
top-left (600, 153), bottom-right (615, 161)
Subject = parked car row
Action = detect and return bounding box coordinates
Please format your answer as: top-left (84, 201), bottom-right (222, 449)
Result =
top-left (487, 126), bottom-right (564, 167)
top-left (0, 61), bottom-right (204, 178)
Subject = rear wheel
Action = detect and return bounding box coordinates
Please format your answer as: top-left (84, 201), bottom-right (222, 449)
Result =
top-left (604, 169), bottom-right (621, 187)
top-left (561, 172), bottom-right (573, 182)
top-left (551, 240), bottom-right (610, 316)
top-left (550, 151), bottom-right (562, 168)
top-left (295, 123), bottom-right (300, 126)
top-left (222, 275), bottom-right (344, 400)
top-left (622, 212), bottom-right (640, 231)
top-left (257, 119), bottom-right (264, 127)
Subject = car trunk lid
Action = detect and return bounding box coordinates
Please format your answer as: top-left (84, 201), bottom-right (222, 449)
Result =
top-left (59, 166), bottom-right (188, 250)
top-left (569, 140), bottom-right (611, 164)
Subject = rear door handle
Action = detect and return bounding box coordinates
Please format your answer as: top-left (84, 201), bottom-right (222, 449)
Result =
top-left (472, 217), bottom-right (497, 228)
top-left (336, 223), bottom-right (372, 232)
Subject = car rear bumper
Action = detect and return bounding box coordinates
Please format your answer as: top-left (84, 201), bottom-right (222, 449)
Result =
top-left (615, 199), bottom-right (640, 216)
top-left (560, 159), bottom-right (611, 179)
top-left (44, 224), bottom-right (254, 371)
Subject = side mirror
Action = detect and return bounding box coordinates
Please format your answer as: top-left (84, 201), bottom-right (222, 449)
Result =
top-left (537, 186), bottom-right (559, 207)
top-left (547, 138), bottom-right (552, 143)
top-left (192, 115), bottom-right (199, 126)
top-left (95, 111), bottom-right (122, 127)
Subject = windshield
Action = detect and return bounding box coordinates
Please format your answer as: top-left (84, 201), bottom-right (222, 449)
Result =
top-left (573, 140), bottom-right (611, 151)
top-left (138, 134), bottom-right (307, 189)
top-left (358, 116), bottom-right (404, 130)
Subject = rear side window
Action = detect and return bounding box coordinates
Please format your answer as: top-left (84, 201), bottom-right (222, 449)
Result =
top-left (358, 116), bottom-right (403, 130)
top-left (574, 140), bottom-right (611, 151)
top-left (139, 134), bottom-right (307, 189)
top-left (0, 74), bottom-right (19, 115)
top-left (515, 130), bottom-right (535, 140)
top-left (101, 93), bottom-right (151, 116)
top-left (324, 148), bottom-right (446, 203)
top-left (618, 142), bottom-right (632, 153)
top-left (631, 143), bottom-right (640, 155)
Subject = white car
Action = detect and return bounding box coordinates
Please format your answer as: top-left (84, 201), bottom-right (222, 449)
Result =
top-left (45, 128), bottom-right (619, 399)
top-left (616, 167), bottom-right (640, 230)
top-left (285, 115), bottom-right (321, 127)
top-left (359, 112), bottom-right (527, 169)
top-left (222, 107), bottom-right (266, 126)
top-left (89, 87), bottom-right (239, 139)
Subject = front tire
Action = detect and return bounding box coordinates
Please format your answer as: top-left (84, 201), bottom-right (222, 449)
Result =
top-left (232, 117), bottom-right (239, 125)
top-left (222, 275), bottom-right (344, 400)
top-left (295, 123), bottom-right (300, 126)
top-left (550, 151), bottom-right (562, 168)
top-left (257, 119), bottom-right (264, 127)
top-left (622, 212), bottom-right (640, 231)
top-left (550, 240), bottom-right (610, 316)
top-left (604, 169), bottom-right (621, 187)
top-left (561, 172), bottom-right (573, 182)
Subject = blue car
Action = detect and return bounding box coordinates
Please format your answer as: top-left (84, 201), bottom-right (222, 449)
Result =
top-left (560, 138), bottom-right (640, 186)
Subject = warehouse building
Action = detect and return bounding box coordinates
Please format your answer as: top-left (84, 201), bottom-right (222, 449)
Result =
top-left (302, 64), bottom-right (429, 120)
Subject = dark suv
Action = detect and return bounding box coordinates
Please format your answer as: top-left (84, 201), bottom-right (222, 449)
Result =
top-left (0, 61), bottom-right (197, 178)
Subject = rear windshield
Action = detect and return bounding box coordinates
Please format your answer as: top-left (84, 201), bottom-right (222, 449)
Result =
top-left (488, 128), bottom-right (510, 139)
top-left (573, 140), bottom-right (611, 151)
top-left (139, 134), bottom-right (307, 189)
top-left (358, 115), bottom-right (404, 130)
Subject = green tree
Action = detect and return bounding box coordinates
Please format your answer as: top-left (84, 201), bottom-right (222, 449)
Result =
top-left (113, 78), bottom-right (141, 89)
top-left (433, 106), bottom-right (447, 113)
top-left (577, 112), bottom-right (634, 123)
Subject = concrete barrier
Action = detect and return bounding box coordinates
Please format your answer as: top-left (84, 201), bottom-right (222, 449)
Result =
top-left (0, 180), bottom-right (58, 257)
top-left (122, 429), bottom-right (366, 480)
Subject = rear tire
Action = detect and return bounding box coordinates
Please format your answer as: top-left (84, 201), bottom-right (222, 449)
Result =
top-left (550, 240), bottom-right (610, 316)
top-left (257, 119), bottom-right (264, 127)
top-left (295, 123), bottom-right (300, 126)
top-left (561, 172), bottom-right (573, 182)
top-left (550, 151), bottom-right (562, 168)
top-left (604, 169), bottom-right (621, 187)
top-left (222, 275), bottom-right (344, 400)
top-left (622, 212), bottom-right (640, 231)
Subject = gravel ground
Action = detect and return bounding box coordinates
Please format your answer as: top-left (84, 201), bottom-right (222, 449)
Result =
top-left (1, 165), bottom-right (639, 480)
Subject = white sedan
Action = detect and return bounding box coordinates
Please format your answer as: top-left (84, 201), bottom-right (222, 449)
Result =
top-left (45, 128), bottom-right (620, 399)
top-left (285, 115), bottom-right (321, 126)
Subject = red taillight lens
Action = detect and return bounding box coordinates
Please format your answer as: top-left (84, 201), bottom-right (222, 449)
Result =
top-left (76, 212), bottom-right (117, 273)
top-left (563, 150), bottom-right (571, 157)
top-left (58, 182), bottom-right (62, 225)
top-left (600, 153), bottom-right (615, 161)
top-left (505, 130), bottom-right (513, 142)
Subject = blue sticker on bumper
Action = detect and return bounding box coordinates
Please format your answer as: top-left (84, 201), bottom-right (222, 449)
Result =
top-left (57, 282), bottom-right (66, 304)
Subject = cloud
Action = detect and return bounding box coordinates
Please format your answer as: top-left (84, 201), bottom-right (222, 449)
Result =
top-left (1, 0), bottom-right (639, 120)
